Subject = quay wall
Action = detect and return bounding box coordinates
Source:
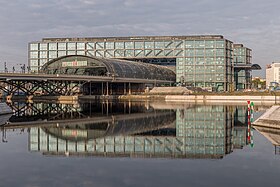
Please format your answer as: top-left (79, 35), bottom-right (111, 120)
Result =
top-left (5, 94), bottom-right (280, 104)
top-left (165, 95), bottom-right (280, 104)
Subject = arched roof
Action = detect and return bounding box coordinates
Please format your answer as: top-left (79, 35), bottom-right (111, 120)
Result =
top-left (41, 55), bottom-right (175, 81)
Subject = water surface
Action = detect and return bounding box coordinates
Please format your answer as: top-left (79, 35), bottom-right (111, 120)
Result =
top-left (0, 101), bottom-right (279, 187)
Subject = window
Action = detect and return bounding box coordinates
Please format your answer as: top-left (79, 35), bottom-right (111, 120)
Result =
top-left (77, 43), bottom-right (85, 50)
top-left (125, 50), bottom-right (134, 57)
top-left (39, 43), bottom-right (47, 50)
top-left (135, 42), bottom-right (144, 49)
top-left (205, 40), bottom-right (215, 48)
top-left (216, 49), bottom-right (224, 56)
top-left (195, 40), bottom-right (205, 48)
top-left (30, 43), bottom-right (38, 50)
top-left (77, 51), bottom-right (85, 55)
top-left (39, 51), bottom-right (47, 58)
top-left (48, 51), bottom-right (57, 58)
top-left (125, 42), bottom-right (134, 49)
top-left (67, 43), bottom-right (76, 50)
top-left (58, 43), bottom-right (66, 50)
top-left (96, 42), bottom-right (104, 49)
top-left (216, 40), bottom-right (225, 48)
top-left (106, 42), bottom-right (114, 49)
top-left (30, 60), bottom-right (38, 66)
top-left (195, 49), bottom-right (204, 57)
top-left (49, 43), bottom-right (57, 50)
top-left (155, 41), bottom-right (164, 49)
top-left (185, 49), bottom-right (194, 57)
top-left (87, 43), bottom-right (95, 50)
top-left (144, 42), bottom-right (153, 49)
top-left (58, 51), bottom-right (66, 57)
top-left (115, 42), bottom-right (124, 49)
top-left (185, 40), bottom-right (194, 48)
top-left (67, 51), bottom-right (76, 55)
top-left (30, 51), bottom-right (38, 58)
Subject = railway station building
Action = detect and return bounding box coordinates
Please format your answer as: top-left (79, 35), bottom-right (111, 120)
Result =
top-left (29, 35), bottom-right (261, 91)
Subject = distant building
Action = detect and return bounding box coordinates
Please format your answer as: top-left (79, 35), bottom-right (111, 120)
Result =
top-left (266, 62), bottom-right (280, 88)
top-left (29, 35), bottom-right (261, 91)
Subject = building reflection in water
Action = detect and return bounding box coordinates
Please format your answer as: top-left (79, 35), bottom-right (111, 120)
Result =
top-left (4, 101), bottom-right (247, 159)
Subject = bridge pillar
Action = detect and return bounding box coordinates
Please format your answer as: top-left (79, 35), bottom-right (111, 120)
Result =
top-left (128, 83), bottom-right (131, 95)
top-left (89, 82), bottom-right (92, 95)
top-left (124, 83), bottom-right (126, 95)
top-left (106, 82), bottom-right (109, 96)
top-left (101, 82), bottom-right (104, 95)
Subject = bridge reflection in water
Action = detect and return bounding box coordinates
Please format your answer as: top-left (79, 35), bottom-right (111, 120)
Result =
top-left (4, 101), bottom-right (251, 159)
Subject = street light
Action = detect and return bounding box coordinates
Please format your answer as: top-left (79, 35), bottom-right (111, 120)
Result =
top-left (17, 63), bottom-right (26, 73)
top-left (4, 62), bottom-right (8, 73)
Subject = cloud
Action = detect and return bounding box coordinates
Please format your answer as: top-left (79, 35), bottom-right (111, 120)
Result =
top-left (0, 0), bottom-right (280, 77)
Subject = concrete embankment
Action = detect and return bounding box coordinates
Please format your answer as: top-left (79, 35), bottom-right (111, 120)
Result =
top-left (253, 105), bottom-right (280, 129)
top-left (6, 95), bottom-right (79, 104)
top-left (165, 95), bottom-right (280, 104)
top-left (5, 94), bottom-right (280, 105)
top-left (119, 95), bottom-right (280, 104)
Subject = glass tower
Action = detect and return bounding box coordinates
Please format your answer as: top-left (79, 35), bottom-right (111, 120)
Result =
top-left (233, 44), bottom-right (252, 90)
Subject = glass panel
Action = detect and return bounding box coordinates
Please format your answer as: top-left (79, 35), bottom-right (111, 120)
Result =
top-left (67, 51), bottom-right (76, 55)
top-left (49, 43), bottom-right (57, 50)
top-left (155, 41), bottom-right (164, 49)
top-left (145, 42), bottom-right (154, 49)
top-left (77, 43), bottom-right (85, 50)
top-left (48, 51), bottom-right (57, 58)
top-left (115, 42), bottom-right (124, 49)
top-left (195, 40), bottom-right (205, 48)
top-left (216, 49), bottom-right (224, 56)
top-left (216, 40), bottom-right (225, 48)
top-left (58, 51), bottom-right (66, 57)
top-left (165, 41), bottom-right (173, 48)
top-left (87, 43), bottom-right (95, 50)
top-left (125, 42), bottom-right (133, 49)
top-left (30, 60), bottom-right (38, 66)
top-left (77, 50), bottom-right (85, 55)
top-left (39, 51), bottom-right (47, 58)
top-left (185, 49), bottom-right (195, 57)
top-left (67, 43), bottom-right (76, 50)
top-left (125, 50), bottom-right (134, 57)
top-left (58, 43), bottom-right (66, 50)
top-left (30, 51), bottom-right (38, 58)
top-left (106, 42), bottom-right (114, 49)
top-left (115, 49), bottom-right (124, 57)
top-left (39, 43), bottom-right (47, 50)
top-left (96, 42), bottom-right (104, 49)
top-left (205, 40), bottom-right (215, 48)
top-left (30, 43), bottom-right (38, 50)
top-left (174, 41), bottom-right (183, 48)
top-left (195, 49), bottom-right (204, 57)
top-left (185, 40), bottom-right (194, 48)
top-left (135, 42), bottom-right (144, 49)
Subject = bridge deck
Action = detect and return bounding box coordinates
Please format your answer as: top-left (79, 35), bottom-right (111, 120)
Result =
top-left (0, 73), bottom-right (173, 84)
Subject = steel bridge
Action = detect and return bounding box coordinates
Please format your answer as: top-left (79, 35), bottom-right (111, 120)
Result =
top-left (0, 72), bottom-right (173, 96)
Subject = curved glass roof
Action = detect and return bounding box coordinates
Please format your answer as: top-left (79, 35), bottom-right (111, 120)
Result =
top-left (41, 55), bottom-right (175, 81)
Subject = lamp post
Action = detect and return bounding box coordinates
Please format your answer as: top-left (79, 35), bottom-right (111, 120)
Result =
top-left (4, 62), bottom-right (8, 73)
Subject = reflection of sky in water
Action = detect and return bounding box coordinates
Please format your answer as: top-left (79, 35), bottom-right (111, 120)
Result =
top-left (0, 103), bottom-right (279, 187)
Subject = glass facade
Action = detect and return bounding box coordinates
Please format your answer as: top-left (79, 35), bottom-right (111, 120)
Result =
top-left (29, 36), bottom-right (255, 91)
top-left (28, 104), bottom-right (248, 159)
top-left (233, 44), bottom-right (252, 90)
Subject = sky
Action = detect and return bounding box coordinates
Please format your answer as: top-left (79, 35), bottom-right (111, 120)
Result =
top-left (0, 0), bottom-right (280, 77)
